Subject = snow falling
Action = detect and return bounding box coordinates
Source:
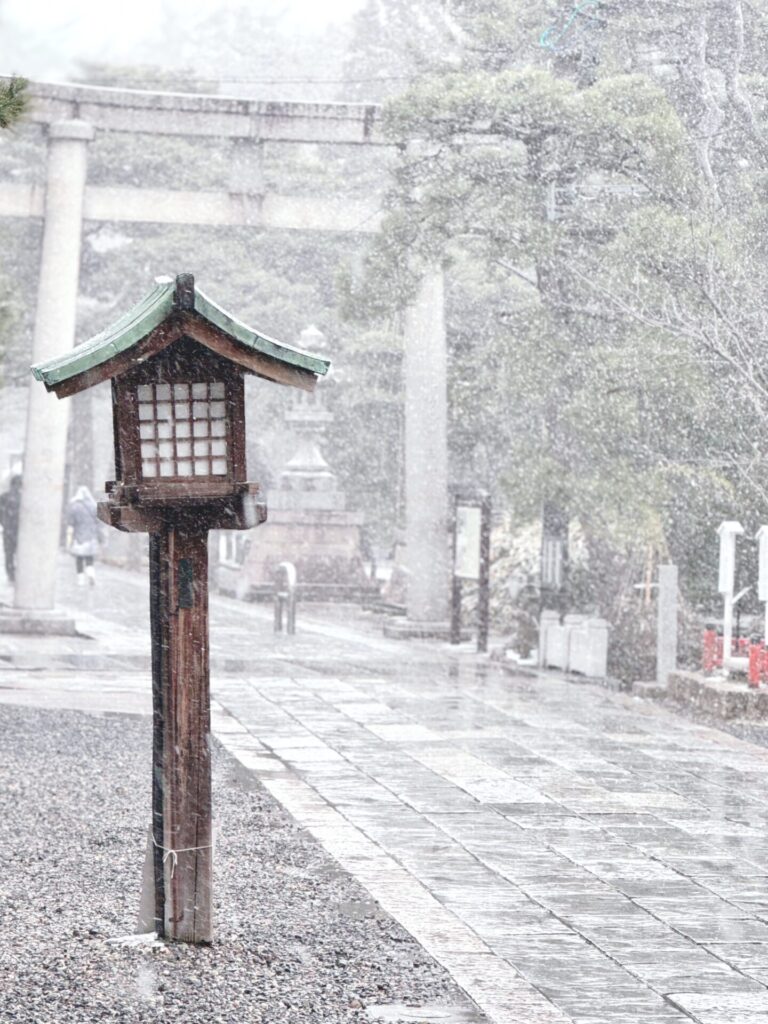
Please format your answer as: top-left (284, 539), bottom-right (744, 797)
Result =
top-left (2, 3), bottom-right (768, 1023)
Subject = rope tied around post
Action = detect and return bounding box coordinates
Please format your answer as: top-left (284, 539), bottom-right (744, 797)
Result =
top-left (152, 835), bottom-right (213, 879)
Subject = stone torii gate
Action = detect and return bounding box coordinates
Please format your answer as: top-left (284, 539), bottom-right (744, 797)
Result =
top-left (0, 80), bottom-right (449, 630)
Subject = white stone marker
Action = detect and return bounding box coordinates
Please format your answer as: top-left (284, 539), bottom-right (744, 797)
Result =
top-left (656, 564), bottom-right (678, 687)
top-left (717, 521), bottom-right (744, 674)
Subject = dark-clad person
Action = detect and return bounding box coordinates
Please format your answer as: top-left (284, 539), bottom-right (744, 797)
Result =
top-left (0, 474), bottom-right (21, 583)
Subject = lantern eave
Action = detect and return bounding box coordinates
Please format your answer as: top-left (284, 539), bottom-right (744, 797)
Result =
top-left (31, 273), bottom-right (331, 396)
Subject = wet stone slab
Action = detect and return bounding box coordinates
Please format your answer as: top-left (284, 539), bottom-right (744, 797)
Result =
top-left (667, 990), bottom-right (768, 1023)
top-left (703, 942), bottom-right (768, 970)
top-left (675, 918), bottom-right (768, 943)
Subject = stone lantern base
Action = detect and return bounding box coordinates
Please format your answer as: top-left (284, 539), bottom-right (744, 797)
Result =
top-left (0, 606), bottom-right (78, 635)
top-left (218, 508), bottom-right (379, 603)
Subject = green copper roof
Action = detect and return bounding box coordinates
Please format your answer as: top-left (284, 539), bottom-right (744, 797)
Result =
top-left (31, 276), bottom-right (331, 388)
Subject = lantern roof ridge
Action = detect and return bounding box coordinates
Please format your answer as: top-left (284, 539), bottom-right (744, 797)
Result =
top-left (33, 278), bottom-right (176, 387)
top-left (31, 274), bottom-right (331, 393)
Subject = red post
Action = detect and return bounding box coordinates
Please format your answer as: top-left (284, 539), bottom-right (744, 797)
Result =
top-left (749, 643), bottom-right (763, 688)
top-left (702, 629), bottom-right (717, 673)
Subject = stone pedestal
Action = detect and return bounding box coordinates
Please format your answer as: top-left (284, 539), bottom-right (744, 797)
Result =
top-left (222, 507), bottom-right (373, 602)
top-left (0, 607), bottom-right (77, 635)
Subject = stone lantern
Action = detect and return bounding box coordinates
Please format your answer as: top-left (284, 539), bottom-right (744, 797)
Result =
top-left (220, 324), bottom-right (376, 602)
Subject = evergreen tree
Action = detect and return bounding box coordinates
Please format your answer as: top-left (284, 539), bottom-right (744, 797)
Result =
top-left (344, 0), bottom-right (768, 672)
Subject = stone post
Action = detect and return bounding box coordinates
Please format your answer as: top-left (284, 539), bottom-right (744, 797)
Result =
top-left (539, 609), bottom-right (561, 667)
top-left (403, 268), bottom-right (449, 625)
top-left (13, 120), bottom-right (94, 621)
top-left (656, 564), bottom-right (678, 687)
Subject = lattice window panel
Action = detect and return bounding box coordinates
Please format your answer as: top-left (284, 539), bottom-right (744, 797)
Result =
top-left (137, 382), bottom-right (228, 479)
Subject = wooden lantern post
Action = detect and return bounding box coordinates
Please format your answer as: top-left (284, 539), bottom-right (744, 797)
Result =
top-left (32, 274), bottom-right (330, 942)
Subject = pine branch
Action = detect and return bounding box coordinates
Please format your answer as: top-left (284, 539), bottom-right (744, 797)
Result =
top-left (0, 77), bottom-right (29, 130)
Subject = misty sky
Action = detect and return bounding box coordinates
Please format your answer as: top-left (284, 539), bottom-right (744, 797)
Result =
top-left (1, 0), bottom-right (365, 79)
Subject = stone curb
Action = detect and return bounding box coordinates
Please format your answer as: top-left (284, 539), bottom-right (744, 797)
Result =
top-left (634, 670), bottom-right (768, 721)
top-left (496, 657), bottom-right (626, 692)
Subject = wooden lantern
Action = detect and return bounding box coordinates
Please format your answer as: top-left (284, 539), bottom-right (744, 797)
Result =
top-left (32, 273), bottom-right (330, 943)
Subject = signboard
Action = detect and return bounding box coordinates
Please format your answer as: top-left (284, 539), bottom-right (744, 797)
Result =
top-left (451, 493), bottom-right (491, 652)
top-left (541, 536), bottom-right (563, 589)
top-left (757, 526), bottom-right (768, 602)
top-left (454, 504), bottom-right (482, 580)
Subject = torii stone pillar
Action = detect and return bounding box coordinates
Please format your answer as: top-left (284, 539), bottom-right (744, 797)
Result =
top-left (13, 119), bottom-right (94, 625)
top-left (403, 268), bottom-right (450, 625)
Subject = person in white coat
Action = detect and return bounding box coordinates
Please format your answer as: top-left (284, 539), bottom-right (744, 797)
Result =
top-left (66, 486), bottom-right (104, 586)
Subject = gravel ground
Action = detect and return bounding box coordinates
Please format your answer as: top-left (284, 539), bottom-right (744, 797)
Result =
top-left (0, 704), bottom-right (480, 1024)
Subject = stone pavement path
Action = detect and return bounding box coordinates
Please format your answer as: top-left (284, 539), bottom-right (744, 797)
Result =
top-left (215, 667), bottom-right (768, 1024)
top-left (4, 564), bottom-right (768, 1023)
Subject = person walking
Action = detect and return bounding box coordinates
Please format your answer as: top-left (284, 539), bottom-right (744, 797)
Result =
top-left (0, 474), bottom-right (21, 583)
top-left (66, 485), bottom-right (103, 587)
